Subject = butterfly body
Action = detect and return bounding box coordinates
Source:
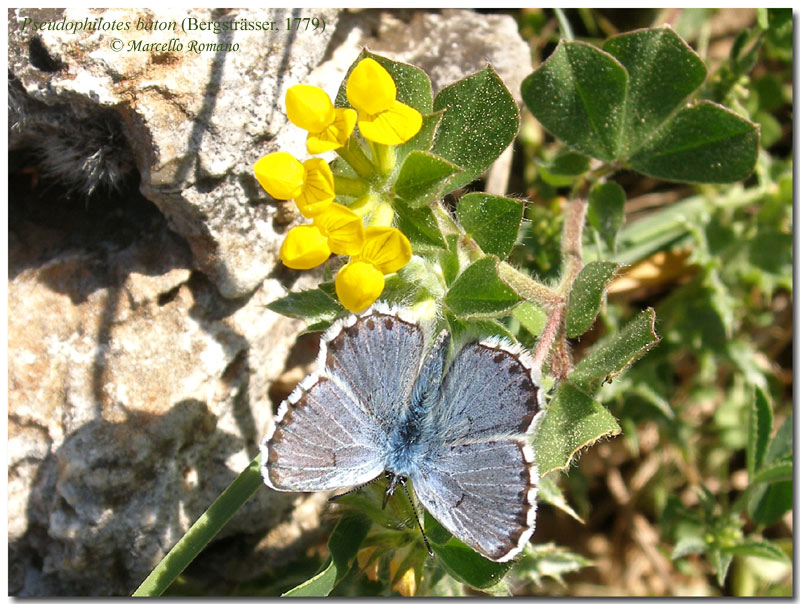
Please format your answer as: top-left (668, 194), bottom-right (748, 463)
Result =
top-left (261, 305), bottom-right (544, 562)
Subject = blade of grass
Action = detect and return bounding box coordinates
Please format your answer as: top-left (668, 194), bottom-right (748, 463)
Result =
top-left (132, 454), bottom-right (264, 596)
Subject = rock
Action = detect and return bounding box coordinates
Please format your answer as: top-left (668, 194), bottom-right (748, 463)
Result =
top-left (8, 7), bottom-right (535, 596)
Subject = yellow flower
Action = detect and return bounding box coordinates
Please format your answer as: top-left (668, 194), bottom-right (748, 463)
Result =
top-left (335, 226), bottom-right (412, 312)
top-left (279, 203), bottom-right (366, 271)
top-left (346, 58), bottom-right (423, 145)
top-left (279, 225), bottom-right (331, 270)
top-left (357, 226), bottom-right (412, 274)
top-left (253, 152), bottom-right (335, 218)
top-left (286, 85), bottom-right (357, 154)
top-left (314, 203), bottom-right (365, 255)
top-left (335, 261), bottom-right (385, 313)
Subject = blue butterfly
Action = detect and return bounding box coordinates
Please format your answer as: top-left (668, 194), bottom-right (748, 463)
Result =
top-left (261, 304), bottom-right (544, 562)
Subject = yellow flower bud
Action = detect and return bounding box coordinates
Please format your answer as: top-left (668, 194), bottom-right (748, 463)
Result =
top-left (358, 227), bottom-right (412, 274)
top-left (346, 58), bottom-right (397, 116)
top-left (314, 203), bottom-right (365, 256)
top-left (279, 225), bottom-right (331, 270)
top-left (285, 85), bottom-right (356, 154)
top-left (286, 85), bottom-right (335, 133)
top-left (253, 152), bottom-right (304, 200)
top-left (335, 261), bottom-right (385, 313)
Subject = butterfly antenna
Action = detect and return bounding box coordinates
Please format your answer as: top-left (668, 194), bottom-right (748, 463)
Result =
top-left (402, 481), bottom-right (433, 557)
top-left (327, 474), bottom-right (384, 502)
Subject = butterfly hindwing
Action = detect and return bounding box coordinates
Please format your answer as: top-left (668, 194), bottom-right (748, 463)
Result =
top-left (411, 439), bottom-right (538, 562)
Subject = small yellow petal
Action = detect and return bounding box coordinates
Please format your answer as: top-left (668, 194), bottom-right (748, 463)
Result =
top-left (286, 85), bottom-right (335, 133)
top-left (335, 261), bottom-right (385, 313)
top-left (390, 559), bottom-right (417, 597)
top-left (314, 203), bottom-right (365, 255)
top-left (253, 152), bottom-right (304, 199)
top-left (306, 108), bottom-right (357, 154)
top-left (280, 225), bottom-right (331, 270)
top-left (358, 226), bottom-right (412, 274)
top-left (346, 57), bottom-right (396, 116)
top-left (295, 158), bottom-right (335, 218)
top-left (368, 201), bottom-right (395, 227)
top-left (358, 101), bottom-right (423, 145)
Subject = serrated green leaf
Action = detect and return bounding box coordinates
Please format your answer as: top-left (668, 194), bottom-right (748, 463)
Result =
top-left (393, 151), bottom-right (460, 207)
top-left (720, 540), bottom-right (791, 562)
top-left (534, 381), bottom-right (622, 476)
top-left (587, 182), bottom-right (626, 252)
top-left (709, 549), bottom-right (733, 586)
top-left (267, 288), bottom-right (344, 325)
top-left (537, 475), bottom-right (584, 523)
top-left (747, 387), bottom-right (773, 477)
top-left (516, 543), bottom-right (592, 587)
top-left (335, 50), bottom-right (433, 114)
top-left (283, 515), bottom-right (371, 596)
top-left (393, 199), bottom-right (447, 252)
top-left (566, 261), bottom-right (618, 338)
top-left (456, 193), bottom-right (523, 259)
top-left (570, 308), bottom-right (660, 394)
top-left (747, 415), bottom-right (793, 526)
top-left (628, 101), bottom-right (759, 183)
top-left (522, 40), bottom-right (628, 161)
top-left (431, 538), bottom-right (513, 590)
top-left (443, 256), bottom-right (520, 319)
top-left (431, 67), bottom-right (519, 190)
top-left (603, 26), bottom-right (707, 155)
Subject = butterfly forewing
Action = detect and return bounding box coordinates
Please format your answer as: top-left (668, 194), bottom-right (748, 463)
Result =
top-left (261, 306), bottom-right (427, 492)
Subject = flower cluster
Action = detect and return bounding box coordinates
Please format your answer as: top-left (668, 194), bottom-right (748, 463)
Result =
top-left (254, 58), bottom-right (422, 313)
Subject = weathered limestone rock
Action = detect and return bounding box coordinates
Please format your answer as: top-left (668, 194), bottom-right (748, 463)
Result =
top-left (8, 7), bottom-right (535, 596)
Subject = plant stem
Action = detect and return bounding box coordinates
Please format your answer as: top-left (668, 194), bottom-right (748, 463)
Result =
top-left (558, 198), bottom-right (588, 295)
top-left (370, 142), bottom-right (396, 176)
top-left (132, 455), bottom-right (263, 597)
top-left (497, 262), bottom-right (563, 311)
top-left (333, 175), bottom-right (369, 198)
top-left (336, 138), bottom-right (375, 180)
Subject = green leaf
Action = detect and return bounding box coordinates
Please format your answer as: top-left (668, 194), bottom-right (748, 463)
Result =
top-left (748, 416), bottom-right (793, 526)
top-left (512, 301), bottom-right (548, 337)
top-left (522, 28), bottom-right (759, 184)
top-left (456, 193), bottom-right (523, 259)
top-left (534, 381), bottom-right (622, 476)
top-left (335, 50), bottom-right (433, 114)
top-left (747, 387), bottom-right (773, 477)
top-left (536, 151), bottom-right (592, 187)
top-left (522, 40), bottom-right (628, 161)
top-left (423, 509), bottom-right (452, 546)
top-left (565, 261), bottom-right (618, 338)
top-left (439, 235), bottom-right (461, 287)
top-left (720, 540), bottom-right (791, 563)
top-left (515, 543), bottom-right (592, 587)
top-left (709, 549), bottom-right (733, 586)
top-left (587, 182), bottom-right (626, 252)
top-left (393, 151), bottom-right (460, 207)
top-left (602, 26), bottom-right (707, 155)
top-left (431, 539), bottom-right (513, 590)
top-left (751, 462), bottom-right (792, 487)
top-left (283, 515), bottom-right (371, 596)
top-left (431, 67), bottom-right (519, 190)
top-left (443, 256), bottom-right (520, 319)
top-left (266, 288), bottom-right (344, 326)
top-left (393, 199), bottom-right (447, 252)
top-left (570, 308), bottom-right (660, 394)
top-left (627, 101), bottom-right (759, 183)
top-left (395, 112), bottom-right (443, 164)
top-left (445, 312), bottom-right (516, 344)
top-left (537, 475), bottom-right (584, 523)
